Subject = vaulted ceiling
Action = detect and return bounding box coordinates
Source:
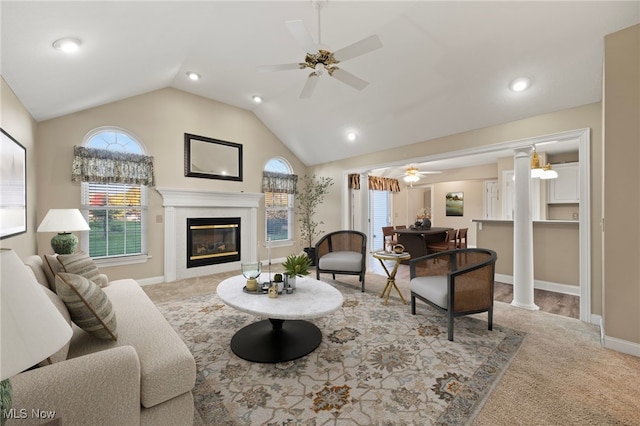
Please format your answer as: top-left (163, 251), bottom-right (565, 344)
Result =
top-left (2, 1), bottom-right (638, 169)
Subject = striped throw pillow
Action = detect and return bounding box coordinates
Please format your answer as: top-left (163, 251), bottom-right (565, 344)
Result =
top-left (55, 273), bottom-right (118, 341)
top-left (57, 251), bottom-right (103, 286)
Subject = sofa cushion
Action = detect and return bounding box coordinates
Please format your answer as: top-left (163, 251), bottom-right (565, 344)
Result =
top-left (24, 255), bottom-right (52, 290)
top-left (67, 279), bottom-right (196, 408)
top-left (38, 286), bottom-right (72, 366)
top-left (410, 275), bottom-right (448, 309)
top-left (55, 273), bottom-right (118, 341)
top-left (318, 251), bottom-right (362, 272)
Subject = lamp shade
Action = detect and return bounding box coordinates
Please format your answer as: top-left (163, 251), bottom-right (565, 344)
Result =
top-left (36, 209), bottom-right (90, 233)
top-left (1, 249), bottom-right (72, 380)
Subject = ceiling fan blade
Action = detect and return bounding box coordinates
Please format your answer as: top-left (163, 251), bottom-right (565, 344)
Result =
top-left (333, 35), bottom-right (382, 62)
top-left (285, 20), bottom-right (318, 54)
top-left (257, 63), bottom-right (304, 72)
top-left (300, 73), bottom-right (320, 98)
top-left (330, 68), bottom-right (369, 91)
top-left (418, 171), bottom-right (442, 175)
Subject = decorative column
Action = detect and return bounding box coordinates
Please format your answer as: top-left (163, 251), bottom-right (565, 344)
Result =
top-left (511, 147), bottom-right (539, 310)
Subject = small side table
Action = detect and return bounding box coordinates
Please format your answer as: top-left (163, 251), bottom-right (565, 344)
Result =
top-left (372, 251), bottom-right (410, 305)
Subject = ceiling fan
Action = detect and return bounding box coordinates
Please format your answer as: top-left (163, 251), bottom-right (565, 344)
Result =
top-left (400, 166), bottom-right (442, 186)
top-left (257, 1), bottom-right (383, 98)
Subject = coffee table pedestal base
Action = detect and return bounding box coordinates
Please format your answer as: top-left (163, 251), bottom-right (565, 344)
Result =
top-left (230, 319), bottom-right (322, 363)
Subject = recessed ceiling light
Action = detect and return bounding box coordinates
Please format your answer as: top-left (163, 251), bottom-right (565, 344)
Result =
top-left (52, 38), bottom-right (81, 53)
top-left (510, 77), bottom-right (531, 92)
top-left (347, 132), bottom-right (357, 141)
top-left (252, 95), bottom-right (263, 104)
top-left (186, 72), bottom-right (201, 81)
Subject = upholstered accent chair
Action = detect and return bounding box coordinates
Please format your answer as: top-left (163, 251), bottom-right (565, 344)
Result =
top-left (315, 230), bottom-right (367, 291)
top-left (409, 248), bottom-right (497, 341)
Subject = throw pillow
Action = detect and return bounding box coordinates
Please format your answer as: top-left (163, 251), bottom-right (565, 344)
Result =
top-left (55, 272), bottom-right (118, 341)
top-left (43, 254), bottom-right (64, 290)
top-left (57, 251), bottom-right (108, 288)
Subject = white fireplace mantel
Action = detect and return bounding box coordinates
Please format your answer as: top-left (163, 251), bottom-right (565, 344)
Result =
top-left (156, 188), bottom-right (264, 282)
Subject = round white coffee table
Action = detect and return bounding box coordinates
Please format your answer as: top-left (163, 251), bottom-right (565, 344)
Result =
top-left (217, 274), bottom-right (343, 363)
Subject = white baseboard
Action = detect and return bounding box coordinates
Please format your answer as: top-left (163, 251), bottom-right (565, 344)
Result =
top-left (591, 314), bottom-right (603, 334)
top-left (137, 276), bottom-right (165, 286)
top-left (135, 258), bottom-right (289, 287)
top-left (495, 274), bottom-right (580, 296)
top-left (603, 334), bottom-right (640, 357)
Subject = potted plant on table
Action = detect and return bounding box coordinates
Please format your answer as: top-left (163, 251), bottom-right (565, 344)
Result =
top-left (282, 253), bottom-right (312, 290)
top-left (296, 174), bottom-right (334, 265)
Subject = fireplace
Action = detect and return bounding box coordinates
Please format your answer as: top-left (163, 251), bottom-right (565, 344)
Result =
top-left (156, 188), bottom-right (262, 281)
top-left (187, 217), bottom-right (241, 268)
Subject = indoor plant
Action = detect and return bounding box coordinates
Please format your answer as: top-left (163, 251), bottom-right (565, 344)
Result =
top-left (282, 253), bottom-right (312, 290)
top-left (296, 174), bottom-right (334, 264)
top-left (282, 253), bottom-right (312, 278)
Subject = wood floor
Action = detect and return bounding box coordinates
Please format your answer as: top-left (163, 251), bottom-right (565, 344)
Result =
top-left (368, 254), bottom-right (580, 319)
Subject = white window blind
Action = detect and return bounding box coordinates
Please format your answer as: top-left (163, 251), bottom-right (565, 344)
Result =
top-left (81, 182), bottom-right (147, 258)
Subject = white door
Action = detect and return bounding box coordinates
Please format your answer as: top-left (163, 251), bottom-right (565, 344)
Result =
top-left (503, 171), bottom-right (514, 220)
top-left (484, 180), bottom-right (499, 219)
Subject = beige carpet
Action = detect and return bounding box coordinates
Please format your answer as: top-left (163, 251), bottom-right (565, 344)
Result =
top-left (144, 269), bottom-right (640, 425)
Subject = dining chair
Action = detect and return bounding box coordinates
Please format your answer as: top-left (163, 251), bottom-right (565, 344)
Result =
top-left (382, 226), bottom-right (398, 250)
top-left (427, 229), bottom-right (458, 254)
top-left (457, 228), bottom-right (468, 249)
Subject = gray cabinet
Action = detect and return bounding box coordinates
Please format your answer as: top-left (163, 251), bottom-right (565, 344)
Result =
top-left (548, 163), bottom-right (579, 204)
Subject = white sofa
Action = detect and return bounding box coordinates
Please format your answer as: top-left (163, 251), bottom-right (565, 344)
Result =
top-left (7, 255), bottom-right (196, 426)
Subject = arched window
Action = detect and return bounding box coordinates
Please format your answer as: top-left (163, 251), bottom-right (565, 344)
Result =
top-left (264, 158), bottom-right (295, 243)
top-left (80, 127), bottom-right (148, 263)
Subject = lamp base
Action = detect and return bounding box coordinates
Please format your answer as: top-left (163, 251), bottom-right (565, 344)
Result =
top-left (51, 232), bottom-right (78, 254)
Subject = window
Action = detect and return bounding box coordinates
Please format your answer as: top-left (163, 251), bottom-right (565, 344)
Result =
top-left (80, 128), bottom-right (148, 261)
top-left (264, 158), bottom-right (294, 243)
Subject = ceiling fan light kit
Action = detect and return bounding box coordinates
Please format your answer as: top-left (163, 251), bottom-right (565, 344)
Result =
top-left (257, 1), bottom-right (382, 98)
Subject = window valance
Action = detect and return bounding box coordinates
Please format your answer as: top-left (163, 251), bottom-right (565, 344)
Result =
top-left (262, 171), bottom-right (298, 194)
top-left (71, 146), bottom-right (155, 186)
top-left (348, 173), bottom-right (360, 190)
top-left (368, 175), bottom-right (401, 193)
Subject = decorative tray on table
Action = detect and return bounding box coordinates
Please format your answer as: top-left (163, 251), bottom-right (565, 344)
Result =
top-left (242, 285), bottom-right (269, 295)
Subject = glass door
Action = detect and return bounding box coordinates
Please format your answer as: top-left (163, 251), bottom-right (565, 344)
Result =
top-left (371, 190), bottom-right (390, 252)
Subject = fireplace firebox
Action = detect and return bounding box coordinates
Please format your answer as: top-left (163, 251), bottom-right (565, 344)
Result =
top-left (187, 217), bottom-right (240, 268)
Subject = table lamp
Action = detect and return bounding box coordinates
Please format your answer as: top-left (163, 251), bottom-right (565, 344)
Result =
top-left (37, 209), bottom-right (90, 254)
top-left (1, 249), bottom-right (73, 425)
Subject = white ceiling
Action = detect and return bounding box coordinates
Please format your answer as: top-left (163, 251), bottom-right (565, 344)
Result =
top-left (1, 1), bottom-right (638, 170)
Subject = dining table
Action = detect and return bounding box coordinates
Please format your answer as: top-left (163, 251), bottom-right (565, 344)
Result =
top-left (394, 227), bottom-right (453, 262)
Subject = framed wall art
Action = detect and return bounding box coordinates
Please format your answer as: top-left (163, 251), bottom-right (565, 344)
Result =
top-left (445, 192), bottom-right (464, 217)
top-left (1, 128), bottom-right (27, 239)
top-left (184, 133), bottom-right (243, 182)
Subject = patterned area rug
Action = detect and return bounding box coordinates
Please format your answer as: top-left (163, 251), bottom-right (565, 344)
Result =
top-left (157, 280), bottom-right (525, 425)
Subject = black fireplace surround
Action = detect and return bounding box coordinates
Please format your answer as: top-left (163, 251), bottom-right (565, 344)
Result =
top-left (186, 217), bottom-right (241, 268)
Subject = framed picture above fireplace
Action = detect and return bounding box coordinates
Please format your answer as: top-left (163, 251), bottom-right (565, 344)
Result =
top-left (184, 133), bottom-right (243, 181)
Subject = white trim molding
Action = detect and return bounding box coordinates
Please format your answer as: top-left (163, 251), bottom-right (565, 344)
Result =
top-left (156, 188), bottom-right (263, 282)
top-left (603, 335), bottom-right (640, 357)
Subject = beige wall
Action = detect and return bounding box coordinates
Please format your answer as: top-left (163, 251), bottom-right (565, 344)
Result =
top-left (431, 180), bottom-right (484, 245)
top-left (477, 221), bottom-right (579, 286)
top-left (34, 88), bottom-right (307, 281)
top-left (603, 24), bottom-right (640, 345)
top-left (0, 77), bottom-right (38, 258)
top-left (311, 102), bottom-right (603, 315)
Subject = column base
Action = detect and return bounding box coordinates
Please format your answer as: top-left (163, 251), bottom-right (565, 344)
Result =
top-left (510, 300), bottom-right (540, 311)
